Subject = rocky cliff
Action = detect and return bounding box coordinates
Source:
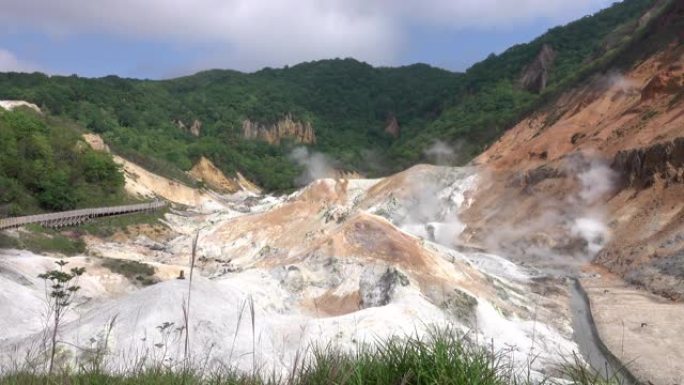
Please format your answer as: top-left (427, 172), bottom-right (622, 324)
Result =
top-left (188, 156), bottom-right (241, 193)
top-left (242, 114), bottom-right (316, 145)
top-left (519, 44), bottom-right (556, 93)
top-left (188, 156), bottom-right (261, 195)
top-left (467, 30), bottom-right (684, 300)
top-left (0, 100), bottom-right (41, 113)
top-left (611, 137), bottom-right (684, 189)
top-left (82, 134), bottom-right (223, 207)
top-left (174, 119), bottom-right (202, 136)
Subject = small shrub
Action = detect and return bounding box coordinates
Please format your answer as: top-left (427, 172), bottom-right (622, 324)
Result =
top-left (101, 258), bottom-right (159, 286)
top-left (38, 259), bottom-right (86, 374)
top-left (0, 232), bottom-right (20, 249)
top-left (75, 210), bottom-right (168, 238)
top-left (23, 233), bottom-right (86, 255)
top-left (4, 229), bottom-right (87, 255)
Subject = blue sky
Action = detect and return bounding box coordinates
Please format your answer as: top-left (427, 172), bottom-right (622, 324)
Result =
top-left (0, 0), bottom-right (615, 79)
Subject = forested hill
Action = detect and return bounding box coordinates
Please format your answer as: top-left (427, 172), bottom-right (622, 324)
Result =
top-left (0, 108), bottom-right (126, 216)
top-left (0, 0), bottom-right (664, 191)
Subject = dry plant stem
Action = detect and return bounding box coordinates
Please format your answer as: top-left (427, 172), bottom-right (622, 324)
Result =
top-left (184, 229), bottom-right (200, 366)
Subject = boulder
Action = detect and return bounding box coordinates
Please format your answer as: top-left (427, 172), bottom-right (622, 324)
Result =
top-left (358, 265), bottom-right (409, 308)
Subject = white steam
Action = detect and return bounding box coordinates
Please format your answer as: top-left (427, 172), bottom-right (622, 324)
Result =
top-left (482, 153), bottom-right (618, 269)
top-left (289, 147), bottom-right (335, 186)
top-left (577, 161), bottom-right (617, 204)
top-left (606, 72), bottom-right (639, 94)
top-left (571, 217), bottom-right (608, 256)
top-left (381, 168), bottom-right (477, 248)
top-left (570, 157), bottom-right (617, 258)
top-left (424, 140), bottom-right (459, 165)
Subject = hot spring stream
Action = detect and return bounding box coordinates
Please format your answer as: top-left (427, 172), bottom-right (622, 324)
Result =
top-left (569, 279), bottom-right (637, 385)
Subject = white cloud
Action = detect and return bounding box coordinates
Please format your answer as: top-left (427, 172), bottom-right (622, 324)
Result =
top-left (0, 0), bottom-right (614, 71)
top-left (389, 0), bottom-right (614, 28)
top-left (0, 48), bottom-right (38, 72)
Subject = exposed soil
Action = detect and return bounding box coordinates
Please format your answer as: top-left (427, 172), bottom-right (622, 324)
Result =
top-left (581, 268), bottom-right (684, 385)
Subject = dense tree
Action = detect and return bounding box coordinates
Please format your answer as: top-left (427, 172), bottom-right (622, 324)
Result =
top-left (0, 108), bottom-right (126, 215)
top-left (0, 0), bottom-right (664, 193)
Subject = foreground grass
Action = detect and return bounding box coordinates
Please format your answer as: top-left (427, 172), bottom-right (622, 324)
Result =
top-left (0, 331), bottom-right (622, 385)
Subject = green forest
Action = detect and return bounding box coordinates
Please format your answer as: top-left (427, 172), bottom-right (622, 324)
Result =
top-left (0, 0), bottom-right (672, 204)
top-left (0, 108), bottom-right (125, 215)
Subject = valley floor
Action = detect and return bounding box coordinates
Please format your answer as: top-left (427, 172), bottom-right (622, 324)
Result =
top-left (581, 269), bottom-right (684, 385)
top-left (0, 163), bottom-right (681, 385)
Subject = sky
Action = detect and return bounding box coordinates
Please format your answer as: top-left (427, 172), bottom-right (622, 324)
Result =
top-left (0, 0), bottom-right (617, 79)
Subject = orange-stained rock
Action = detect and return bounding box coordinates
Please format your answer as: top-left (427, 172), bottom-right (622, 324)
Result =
top-left (242, 114), bottom-right (316, 144)
top-left (466, 45), bottom-right (684, 300)
top-left (188, 156), bottom-right (241, 193)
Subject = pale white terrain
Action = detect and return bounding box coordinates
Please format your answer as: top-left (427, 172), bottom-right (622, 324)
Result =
top-left (0, 164), bottom-right (582, 379)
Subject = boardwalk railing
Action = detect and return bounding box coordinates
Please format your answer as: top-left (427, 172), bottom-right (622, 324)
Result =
top-left (0, 200), bottom-right (167, 230)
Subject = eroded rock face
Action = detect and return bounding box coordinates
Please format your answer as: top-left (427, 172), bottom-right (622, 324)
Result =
top-left (188, 156), bottom-right (241, 193)
top-left (358, 265), bottom-right (409, 308)
top-left (507, 165), bottom-right (565, 189)
top-left (612, 137), bottom-right (684, 188)
top-left (173, 119), bottom-right (202, 136)
top-left (384, 114), bottom-right (400, 138)
top-left (467, 38), bottom-right (684, 305)
top-left (439, 288), bottom-right (478, 324)
top-left (0, 100), bottom-right (41, 113)
top-left (520, 44), bottom-right (556, 93)
top-left (242, 114), bottom-right (316, 145)
top-left (641, 71), bottom-right (683, 101)
top-left (82, 133), bottom-right (111, 153)
top-left (189, 120), bottom-right (202, 136)
top-left (273, 265), bottom-right (306, 292)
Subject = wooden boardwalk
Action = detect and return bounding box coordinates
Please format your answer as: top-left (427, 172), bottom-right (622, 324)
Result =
top-left (0, 201), bottom-right (167, 230)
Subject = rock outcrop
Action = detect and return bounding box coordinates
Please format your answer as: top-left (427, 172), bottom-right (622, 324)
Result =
top-left (612, 137), bottom-right (684, 188)
top-left (242, 114), bottom-right (316, 145)
top-left (469, 40), bottom-right (684, 302)
top-left (189, 120), bottom-right (202, 136)
top-left (174, 119), bottom-right (202, 137)
top-left (520, 44), bottom-right (556, 93)
top-left (236, 172), bottom-right (262, 195)
top-left (640, 69), bottom-right (683, 101)
top-left (188, 157), bottom-right (262, 195)
top-left (188, 157), bottom-right (241, 193)
top-left (0, 100), bottom-right (41, 113)
top-left (358, 265), bottom-right (409, 308)
top-left (82, 134), bottom-right (222, 207)
top-left (384, 114), bottom-right (400, 138)
top-left (82, 133), bottom-right (111, 153)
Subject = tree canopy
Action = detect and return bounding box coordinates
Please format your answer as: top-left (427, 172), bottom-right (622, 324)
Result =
top-left (0, 0), bottom-right (662, 194)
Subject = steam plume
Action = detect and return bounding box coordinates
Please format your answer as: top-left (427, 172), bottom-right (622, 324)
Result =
top-left (424, 141), bottom-right (460, 165)
top-left (289, 147), bottom-right (335, 186)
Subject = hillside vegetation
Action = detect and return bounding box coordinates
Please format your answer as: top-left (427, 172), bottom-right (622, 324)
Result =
top-left (0, 108), bottom-right (126, 216)
top-left (0, 0), bottom-right (663, 191)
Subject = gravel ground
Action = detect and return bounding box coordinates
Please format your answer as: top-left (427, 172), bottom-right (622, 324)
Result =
top-left (581, 271), bottom-right (684, 385)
